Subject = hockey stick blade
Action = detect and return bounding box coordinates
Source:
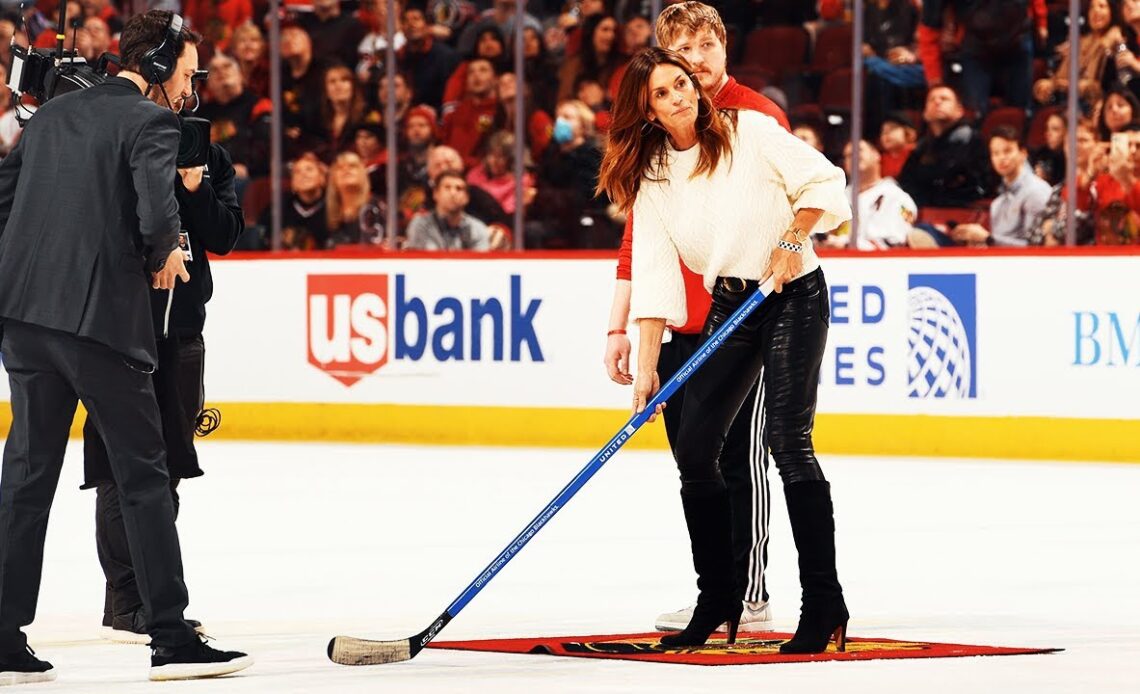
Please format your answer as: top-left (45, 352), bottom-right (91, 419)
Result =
top-left (328, 612), bottom-right (450, 665)
top-left (327, 282), bottom-right (772, 666)
top-left (327, 635), bottom-right (414, 666)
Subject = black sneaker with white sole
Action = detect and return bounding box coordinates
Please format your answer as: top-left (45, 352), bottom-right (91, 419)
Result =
top-left (0, 646), bottom-right (57, 686)
top-left (149, 637), bottom-right (253, 681)
top-left (105, 610), bottom-right (206, 644)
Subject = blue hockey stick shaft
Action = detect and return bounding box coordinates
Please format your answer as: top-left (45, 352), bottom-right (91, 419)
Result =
top-left (446, 282), bottom-right (771, 616)
top-left (326, 281), bottom-right (773, 664)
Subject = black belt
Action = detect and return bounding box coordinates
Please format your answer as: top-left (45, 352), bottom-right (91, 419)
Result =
top-left (717, 268), bottom-right (822, 294)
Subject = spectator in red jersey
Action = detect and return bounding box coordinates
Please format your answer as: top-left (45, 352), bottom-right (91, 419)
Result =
top-left (604, 2), bottom-right (790, 637)
top-left (487, 71), bottom-right (553, 163)
top-left (878, 111), bottom-right (917, 179)
top-left (1090, 125), bottom-right (1140, 244)
top-left (441, 25), bottom-right (509, 116)
top-left (231, 21), bottom-right (270, 99)
top-left (441, 56), bottom-right (499, 168)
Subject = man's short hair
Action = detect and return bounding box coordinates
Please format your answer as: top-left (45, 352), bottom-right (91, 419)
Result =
top-left (988, 124), bottom-right (1024, 148)
top-left (433, 169), bottom-right (467, 189)
top-left (655, 2), bottom-right (726, 50)
top-left (927, 83), bottom-right (964, 107)
top-left (119, 10), bottom-right (201, 73)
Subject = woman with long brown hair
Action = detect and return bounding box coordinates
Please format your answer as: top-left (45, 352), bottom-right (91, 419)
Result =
top-left (304, 64), bottom-right (368, 160)
top-left (597, 47), bottom-right (851, 652)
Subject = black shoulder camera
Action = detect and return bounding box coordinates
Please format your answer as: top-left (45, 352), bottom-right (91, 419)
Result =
top-left (7, 48), bottom-right (211, 168)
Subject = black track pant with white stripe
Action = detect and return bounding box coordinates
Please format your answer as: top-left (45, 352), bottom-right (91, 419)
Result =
top-left (658, 332), bottom-right (771, 605)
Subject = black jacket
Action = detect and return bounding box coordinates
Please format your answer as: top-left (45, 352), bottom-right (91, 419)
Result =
top-left (0, 77), bottom-right (180, 368)
top-left (897, 119), bottom-right (997, 208)
top-left (152, 143), bottom-right (244, 339)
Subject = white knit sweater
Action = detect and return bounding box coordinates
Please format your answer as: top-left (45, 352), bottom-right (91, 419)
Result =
top-left (629, 110), bottom-right (851, 327)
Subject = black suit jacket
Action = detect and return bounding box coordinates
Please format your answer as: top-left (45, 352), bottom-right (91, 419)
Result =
top-left (0, 77), bottom-right (181, 368)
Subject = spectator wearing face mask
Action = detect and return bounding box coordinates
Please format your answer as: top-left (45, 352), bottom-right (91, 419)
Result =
top-left (530, 98), bottom-right (612, 248)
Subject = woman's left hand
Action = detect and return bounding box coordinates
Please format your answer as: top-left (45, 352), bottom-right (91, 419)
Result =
top-left (761, 245), bottom-right (803, 293)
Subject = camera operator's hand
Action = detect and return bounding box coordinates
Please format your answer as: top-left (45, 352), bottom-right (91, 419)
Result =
top-left (152, 247), bottom-right (190, 289)
top-left (178, 166), bottom-right (205, 193)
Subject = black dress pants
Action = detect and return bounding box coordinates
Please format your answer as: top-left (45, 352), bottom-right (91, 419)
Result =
top-left (672, 268), bottom-right (830, 490)
top-left (86, 335), bottom-right (204, 620)
top-left (0, 322), bottom-right (197, 651)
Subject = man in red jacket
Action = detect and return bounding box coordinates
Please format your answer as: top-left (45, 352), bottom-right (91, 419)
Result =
top-left (603, 1), bottom-right (789, 635)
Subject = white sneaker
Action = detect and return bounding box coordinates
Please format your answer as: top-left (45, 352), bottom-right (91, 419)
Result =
top-left (654, 600), bottom-right (774, 632)
top-left (740, 600), bottom-right (775, 631)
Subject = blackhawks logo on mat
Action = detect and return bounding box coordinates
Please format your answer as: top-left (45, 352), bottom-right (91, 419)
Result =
top-left (560, 635), bottom-right (926, 657)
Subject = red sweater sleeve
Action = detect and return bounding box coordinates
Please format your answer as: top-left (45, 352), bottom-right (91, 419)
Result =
top-left (616, 214), bottom-right (633, 280)
top-left (1031, 0), bottom-right (1047, 32)
top-left (442, 62), bottom-right (468, 112)
top-left (917, 23), bottom-right (944, 86)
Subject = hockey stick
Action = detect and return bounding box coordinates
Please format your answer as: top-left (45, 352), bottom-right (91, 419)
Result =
top-left (328, 280), bottom-right (774, 666)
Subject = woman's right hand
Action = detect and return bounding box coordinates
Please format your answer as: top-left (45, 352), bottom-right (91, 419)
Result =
top-left (604, 333), bottom-right (633, 385)
top-left (632, 370), bottom-right (664, 421)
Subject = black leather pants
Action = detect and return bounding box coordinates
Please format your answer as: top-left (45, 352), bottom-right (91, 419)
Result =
top-left (673, 268), bottom-right (830, 491)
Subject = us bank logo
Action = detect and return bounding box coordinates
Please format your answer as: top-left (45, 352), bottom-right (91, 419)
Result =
top-left (306, 274), bottom-right (544, 387)
top-left (906, 274), bottom-right (977, 399)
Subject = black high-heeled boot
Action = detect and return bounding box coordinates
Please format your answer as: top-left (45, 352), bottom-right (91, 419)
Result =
top-left (780, 480), bottom-right (850, 654)
top-left (659, 483), bottom-right (741, 648)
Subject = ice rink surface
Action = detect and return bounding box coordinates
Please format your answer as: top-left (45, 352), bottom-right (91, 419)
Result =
top-left (13, 441), bottom-right (1140, 692)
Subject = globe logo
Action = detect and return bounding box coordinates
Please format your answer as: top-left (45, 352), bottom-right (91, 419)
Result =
top-left (907, 286), bottom-right (973, 398)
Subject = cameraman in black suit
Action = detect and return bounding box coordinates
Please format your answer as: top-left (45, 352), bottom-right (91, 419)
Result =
top-left (0, 11), bottom-right (251, 684)
top-left (83, 131), bottom-right (245, 642)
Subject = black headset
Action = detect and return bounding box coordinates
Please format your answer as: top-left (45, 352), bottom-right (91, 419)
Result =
top-left (139, 13), bottom-right (185, 85)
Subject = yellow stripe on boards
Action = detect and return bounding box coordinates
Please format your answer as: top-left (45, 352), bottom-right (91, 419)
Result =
top-left (0, 402), bottom-right (1137, 463)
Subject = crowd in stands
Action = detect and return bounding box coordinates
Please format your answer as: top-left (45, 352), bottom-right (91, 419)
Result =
top-left (1, 0), bottom-right (1139, 250)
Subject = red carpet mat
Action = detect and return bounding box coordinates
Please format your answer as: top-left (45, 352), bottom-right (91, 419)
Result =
top-left (427, 631), bottom-right (1061, 665)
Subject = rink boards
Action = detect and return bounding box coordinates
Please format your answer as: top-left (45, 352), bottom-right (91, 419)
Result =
top-left (1, 250), bottom-right (1138, 461)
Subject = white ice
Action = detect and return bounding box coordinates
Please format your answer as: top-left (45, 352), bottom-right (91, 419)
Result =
top-left (14, 441), bottom-right (1140, 693)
